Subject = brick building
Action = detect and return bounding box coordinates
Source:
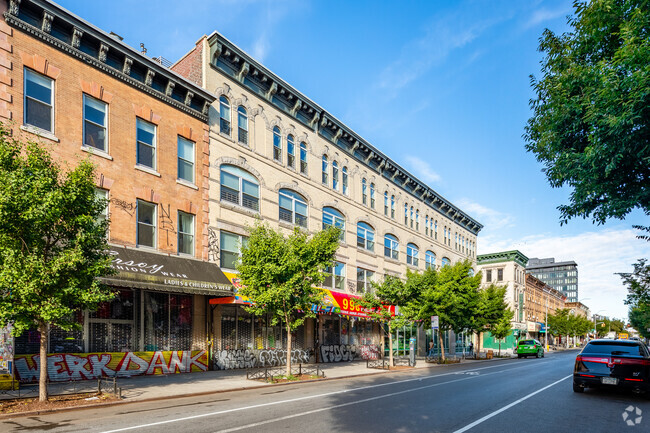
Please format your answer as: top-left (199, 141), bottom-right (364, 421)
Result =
top-left (524, 273), bottom-right (566, 343)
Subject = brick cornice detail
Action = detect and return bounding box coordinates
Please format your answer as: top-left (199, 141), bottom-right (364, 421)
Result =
top-left (81, 79), bottom-right (113, 103)
top-left (96, 173), bottom-right (115, 189)
top-left (134, 187), bottom-right (161, 203)
top-left (177, 125), bottom-right (199, 142)
top-left (20, 52), bottom-right (60, 79)
top-left (132, 104), bottom-right (161, 125)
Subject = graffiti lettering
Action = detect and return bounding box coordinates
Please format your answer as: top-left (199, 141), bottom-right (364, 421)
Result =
top-left (112, 198), bottom-right (136, 216)
top-left (319, 344), bottom-right (380, 362)
top-left (208, 227), bottom-right (219, 263)
top-left (159, 203), bottom-right (176, 235)
top-left (214, 348), bottom-right (313, 370)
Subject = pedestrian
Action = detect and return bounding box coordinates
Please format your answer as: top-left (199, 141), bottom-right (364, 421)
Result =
top-left (468, 341), bottom-right (474, 357)
top-left (428, 339), bottom-right (435, 357)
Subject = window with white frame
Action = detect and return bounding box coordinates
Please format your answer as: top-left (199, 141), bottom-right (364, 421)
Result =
top-left (391, 195), bottom-right (395, 219)
top-left (356, 268), bottom-right (374, 294)
top-left (323, 207), bottom-right (345, 241)
top-left (237, 106), bottom-right (248, 144)
top-left (384, 192), bottom-right (389, 216)
top-left (356, 222), bottom-right (375, 251)
top-left (279, 189), bottom-right (308, 228)
top-left (300, 142), bottom-right (308, 174)
top-left (384, 234), bottom-right (399, 260)
top-left (342, 166), bottom-right (348, 195)
top-left (220, 164), bottom-right (260, 211)
top-left (435, 220), bottom-right (438, 239)
top-left (410, 207), bottom-right (414, 228)
top-left (220, 231), bottom-right (248, 270)
top-left (219, 96), bottom-right (231, 135)
top-left (137, 200), bottom-right (156, 248)
top-left (177, 211), bottom-right (194, 256)
top-left (415, 210), bottom-right (419, 231)
top-left (425, 216), bottom-right (429, 235)
top-left (361, 178), bottom-right (368, 205)
top-left (370, 183), bottom-right (375, 209)
top-left (323, 261), bottom-right (345, 291)
top-left (136, 118), bottom-right (156, 169)
top-left (287, 134), bottom-right (295, 168)
top-left (404, 204), bottom-right (408, 225)
top-left (177, 136), bottom-right (195, 183)
top-left (83, 94), bottom-right (107, 151)
top-left (273, 126), bottom-right (282, 162)
top-left (332, 161), bottom-right (339, 190)
top-left (24, 68), bottom-right (54, 132)
top-left (442, 257), bottom-right (451, 267)
top-left (407, 243), bottom-right (419, 266)
top-left (321, 155), bottom-right (328, 184)
top-left (425, 250), bottom-right (436, 270)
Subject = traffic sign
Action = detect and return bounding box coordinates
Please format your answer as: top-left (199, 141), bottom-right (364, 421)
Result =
top-left (431, 315), bottom-right (439, 330)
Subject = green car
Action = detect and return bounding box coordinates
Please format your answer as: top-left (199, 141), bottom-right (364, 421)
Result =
top-left (517, 339), bottom-right (544, 358)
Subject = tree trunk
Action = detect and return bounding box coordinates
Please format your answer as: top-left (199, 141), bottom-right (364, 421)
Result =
top-left (438, 329), bottom-right (446, 362)
top-left (498, 341), bottom-right (501, 357)
top-left (388, 329), bottom-right (394, 369)
top-left (286, 324), bottom-right (292, 377)
top-left (38, 323), bottom-right (48, 402)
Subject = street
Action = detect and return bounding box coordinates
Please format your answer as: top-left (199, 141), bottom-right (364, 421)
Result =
top-left (2, 350), bottom-right (649, 432)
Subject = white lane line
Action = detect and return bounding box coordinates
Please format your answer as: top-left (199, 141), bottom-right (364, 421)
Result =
top-left (98, 359), bottom-right (557, 433)
top-left (451, 374), bottom-right (572, 433)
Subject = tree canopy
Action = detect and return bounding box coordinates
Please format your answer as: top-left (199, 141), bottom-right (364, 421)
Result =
top-left (0, 126), bottom-right (114, 400)
top-left (524, 0), bottom-right (650, 225)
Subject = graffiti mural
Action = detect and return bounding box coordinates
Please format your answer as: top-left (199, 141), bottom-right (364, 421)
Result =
top-left (14, 350), bottom-right (208, 383)
top-left (0, 325), bottom-right (13, 374)
top-left (319, 344), bottom-right (381, 363)
top-left (214, 348), bottom-right (313, 370)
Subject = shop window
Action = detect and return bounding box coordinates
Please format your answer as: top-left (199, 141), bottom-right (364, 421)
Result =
top-left (279, 189), bottom-right (308, 228)
top-left (144, 292), bottom-right (192, 351)
top-left (323, 261), bottom-right (345, 291)
top-left (88, 289), bottom-right (135, 353)
top-left (220, 164), bottom-right (260, 211)
top-left (24, 68), bottom-right (54, 132)
top-left (321, 315), bottom-right (340, 346)
top-left (83, 94), bottom-right (107, 151)
top-left (177, 136), bottom-right (195, 183)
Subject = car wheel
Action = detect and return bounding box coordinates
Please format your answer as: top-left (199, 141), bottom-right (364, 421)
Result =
top-left (517, 354), bottom-right (522, 358)
top-left (573, 382), bottom-right (584, 393)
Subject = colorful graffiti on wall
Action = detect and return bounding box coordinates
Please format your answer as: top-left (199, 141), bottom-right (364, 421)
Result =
top-left (214, 348), bottom-right (313, 370)
top-left (14, 350), bottom-right (208, 383)
top-left (319, 344), bottom-right (381, 363)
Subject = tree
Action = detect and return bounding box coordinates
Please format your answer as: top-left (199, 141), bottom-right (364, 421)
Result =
top-left (629, 305), bottom-right (650, 339)
top-left (524, 0), bottom-right (650, 226)
top-left (473, 284), bottom-right (512, 352)
top-left (490, 309), bottom-right (515, 357)
top-left (237, 223), bottom-right (340, 377)
top-left (548, 309), bottom-right (572, 347)
top-left (0, 126), bottom-right (114, 401)
top-left (622, 259), bottom-right (650, 307)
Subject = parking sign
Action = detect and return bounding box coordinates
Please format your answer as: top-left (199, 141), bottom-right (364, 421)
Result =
top-left (431, 315), bottom-right (439, 330)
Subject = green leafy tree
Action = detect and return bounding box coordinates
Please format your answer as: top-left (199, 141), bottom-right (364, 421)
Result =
top-left (524, 0), bottom-right (650, 226)
top-left (548, 309), bottom-right (572, 347)
top-left (629, 305), bottom-right (650, 339)
top-left (237, 223), bottom-right (340, 376)
top-left (0, 126), bottom-right (114, 401)
top-left (474, 284), bottom-right (512, 353)
top-left (490, 309), bottom-right (515, 357)
top-left (622, 259), bottom-right (650, 307)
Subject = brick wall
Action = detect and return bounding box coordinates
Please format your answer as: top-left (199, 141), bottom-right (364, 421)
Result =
top-left (171, 39), bottom-right (204, 88)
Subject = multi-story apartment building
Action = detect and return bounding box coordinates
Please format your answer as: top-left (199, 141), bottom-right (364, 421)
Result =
top-left (476, 250), bottom-right (528, 352)
top-left (527, 257), bottom-right (579, 302)
top-left (172, 33), bottom-right (482, 366)
top-left (3, 0), bottom-right (229, 382)
top-left (524, 273), bottom-right (566, 343)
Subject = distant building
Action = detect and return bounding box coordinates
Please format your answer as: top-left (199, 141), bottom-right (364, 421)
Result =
top-left (525, 274), bottom-right (566, 342)
top-left (526, 257), bottom-right (578, 302)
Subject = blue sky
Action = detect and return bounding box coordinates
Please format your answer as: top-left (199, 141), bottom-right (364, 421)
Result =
top-left (57, 0), bottom-right (649, 320)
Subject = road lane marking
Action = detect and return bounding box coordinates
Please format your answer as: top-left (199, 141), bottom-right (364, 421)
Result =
top-left (98, 359), bottom-right (563, 433)
top-left (451, 374), bottom-right (572, 433)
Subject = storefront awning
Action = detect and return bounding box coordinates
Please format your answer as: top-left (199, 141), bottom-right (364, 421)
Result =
top-left (99, 246), bottom-right (234, 297)
top-left (312, 288), bottom-right (395, 319)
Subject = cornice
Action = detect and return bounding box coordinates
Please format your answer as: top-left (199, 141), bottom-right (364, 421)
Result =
top-left (477, 250), bottom-right (529, 267)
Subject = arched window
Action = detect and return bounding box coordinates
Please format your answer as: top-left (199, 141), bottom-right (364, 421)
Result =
top-left (272, 126), bottom-right (282, 161)
top-left (435, 220), bottom-right (438, 239)
top-left (404, 203), bottom-right (408, 225)
top-left (323, 207), bottom-right (344, 241)
top-left (287, 134), bottom-right (295, 168)
top-left (384, 234), bottom-right (399, 260)
top-left (410, 206), bottom-right (414, 228)
top-left (370, 183), bottom-right (376, 209)
top-left (384, 192), bottom-right (389, 216)
top-left (356, 222), bottom-right (375, 251)
top-left (219, 96), bottom-right (231, 135)
top-left (342, 166), bottom-right (349, 195)
top-left (299, 142), bottom-right (308, 174)
top-left (361, 178), bottom-right (368, 205)
top-left (322, 155), bottom-right (328, 184)
top-left (415, 210), bottom-right (419, 231)
top-left (332, 161), bottom-right (339, 190)
top-left (391, 195), bottom-right (395, 218)
top-left (407, 243), bottom-right (419, 266)
top-left (425, 251), bottom-right (436, 270)
top-left (442, 257), bottom-right (451, 267)
top-left (279, 189), bottom-right (307, 228)
top-left (237, 106), bottom-right (248, 144)
top-left (220, 165), bottom-right (259, 211)
top-left (425, 216), bottom-right (429, 235)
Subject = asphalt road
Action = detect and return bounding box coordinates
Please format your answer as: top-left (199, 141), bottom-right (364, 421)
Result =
top-left (2, 350), bottom-right (649, 433)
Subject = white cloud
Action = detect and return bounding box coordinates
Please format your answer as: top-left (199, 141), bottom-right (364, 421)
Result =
top-left (478, 229), bottom-right (650, 320)
top-left (524, 7), bottom-right (570, 29)
top-left (455, 198), bottom-right (515, 230)
top-left (404, 155), bottom-right (441, 185)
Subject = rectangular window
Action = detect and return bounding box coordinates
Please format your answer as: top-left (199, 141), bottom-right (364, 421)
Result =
top-left (324, 261), bottom-right (345, 292)
top-left (83, 94), bottom-right (107, 151)
top-left (177, 136), bottom-right (195, 183)
top-left (356, 268), bottom-right (374, 294)
top-left (486, 270), bottom-right (492, 282)
top-left (136, 118), bottom-right (156, 169)
top-left (497, 268), bottom-right (504, 282)
top-left (177, 211), bottom-right (194, 256)
top-left (137, 200), bottom-right (156, 248)
top-left (300, 144), bottom-right (308, 174)
top-left (24, 68), bottom-right (54, 132)
top-left (220, 231), bottom-right (248, 270)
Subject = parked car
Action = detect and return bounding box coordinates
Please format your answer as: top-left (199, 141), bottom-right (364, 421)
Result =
top-left (516, 339), bottom-right (544, 358)
top-left (573, 339), bottom-right (650, 395)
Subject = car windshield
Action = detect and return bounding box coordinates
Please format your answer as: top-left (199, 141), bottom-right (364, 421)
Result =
top-left (519, 340), bottom-right (535, 345)
top-left (582, 342), bottom-right (645, 356)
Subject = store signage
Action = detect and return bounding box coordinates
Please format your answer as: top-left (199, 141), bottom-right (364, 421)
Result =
top-left (311, 289), bottom-right (395, 319)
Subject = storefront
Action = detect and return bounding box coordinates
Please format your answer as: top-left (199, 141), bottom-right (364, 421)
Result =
top-left (13, 246), bottom-right (234, 383)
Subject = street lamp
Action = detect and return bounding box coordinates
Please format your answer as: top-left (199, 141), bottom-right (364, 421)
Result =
top-left (593, 309), bottom-right (606, 339)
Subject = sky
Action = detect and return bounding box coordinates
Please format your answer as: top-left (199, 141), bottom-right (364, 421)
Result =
top-left (56, 0), bottom-right (649, 320)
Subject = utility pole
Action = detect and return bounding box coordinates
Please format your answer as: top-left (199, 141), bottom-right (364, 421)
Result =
top-left (545, 290), bottom-right (549, 352)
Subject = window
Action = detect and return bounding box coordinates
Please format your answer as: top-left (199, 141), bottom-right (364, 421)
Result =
top-left (220, 165), bottom-right (260, 211)
top-left (391, 195), bottom-right (395, 218)
top-left (410, 207), bottom-right (414, 228)
top-left (486, 270), bottom-right (492, 282)
top-left (407, 243), bottom-right (419, 266)
top-left (384, 192), bottom-right (389, 216)
top-left (342, 166), bottom-right (349, 195)
top-left (497, 268), bottom-right (504, 282)
top-left (220, 231), bottom-right (248, 270)
top-left (425, 216), bottom-right (429, 235)
top-left (287, 134), bottom-right (295, 168)
top-left (95, 188), bottom-right (109, 236)
top-left (273, 126), bottom-right (282, 162)
top-left (237, 106), bottom-right (248, 144)
top-left (332, 161), bottom-right (339, 190)
top-left (425, 251), bottom-right (436, 270)
top-left (279, 189), bottom-right (308, 228)
top-left (415, 210), bottom-right (419, 231)
top-left (362, 178), bottom-right (368, 205)
top-left (83, 94), bottom-right (107, 151)
top-left (177, 211), bottom-right (194, 256)
top-left (137, 200), bottom-right (156, 248)
top-left (323, 207), bottom-right (345, 241)
top-left (434, 220), bottom-right (438, 239)
top-left (136, 118), bottom-right (156, 169)
top-left (356, 222), bottom-right (375, 251)
top-left (323, 261), bottom-right (345, 291)
top-left (370, 183), bottom-right (375, 209)
top-left (356, 268), bottom-right (374, 294)
top-left (300, 142), bottom-right (308, 174)
top-left (177, 136), bottom-right (195, 183)
top-left (384, 234), bottom-right (399, 260)
top-left (404, 204), bottom-right (408, 225)
top-left (24, 68), bottom-right (54, 132)
top-left (322, 155), bottom-right (328, 184)
top-left (441, 257), bottom-right (451, 267)
top-left (219, 96), bottom-right (231, 135)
